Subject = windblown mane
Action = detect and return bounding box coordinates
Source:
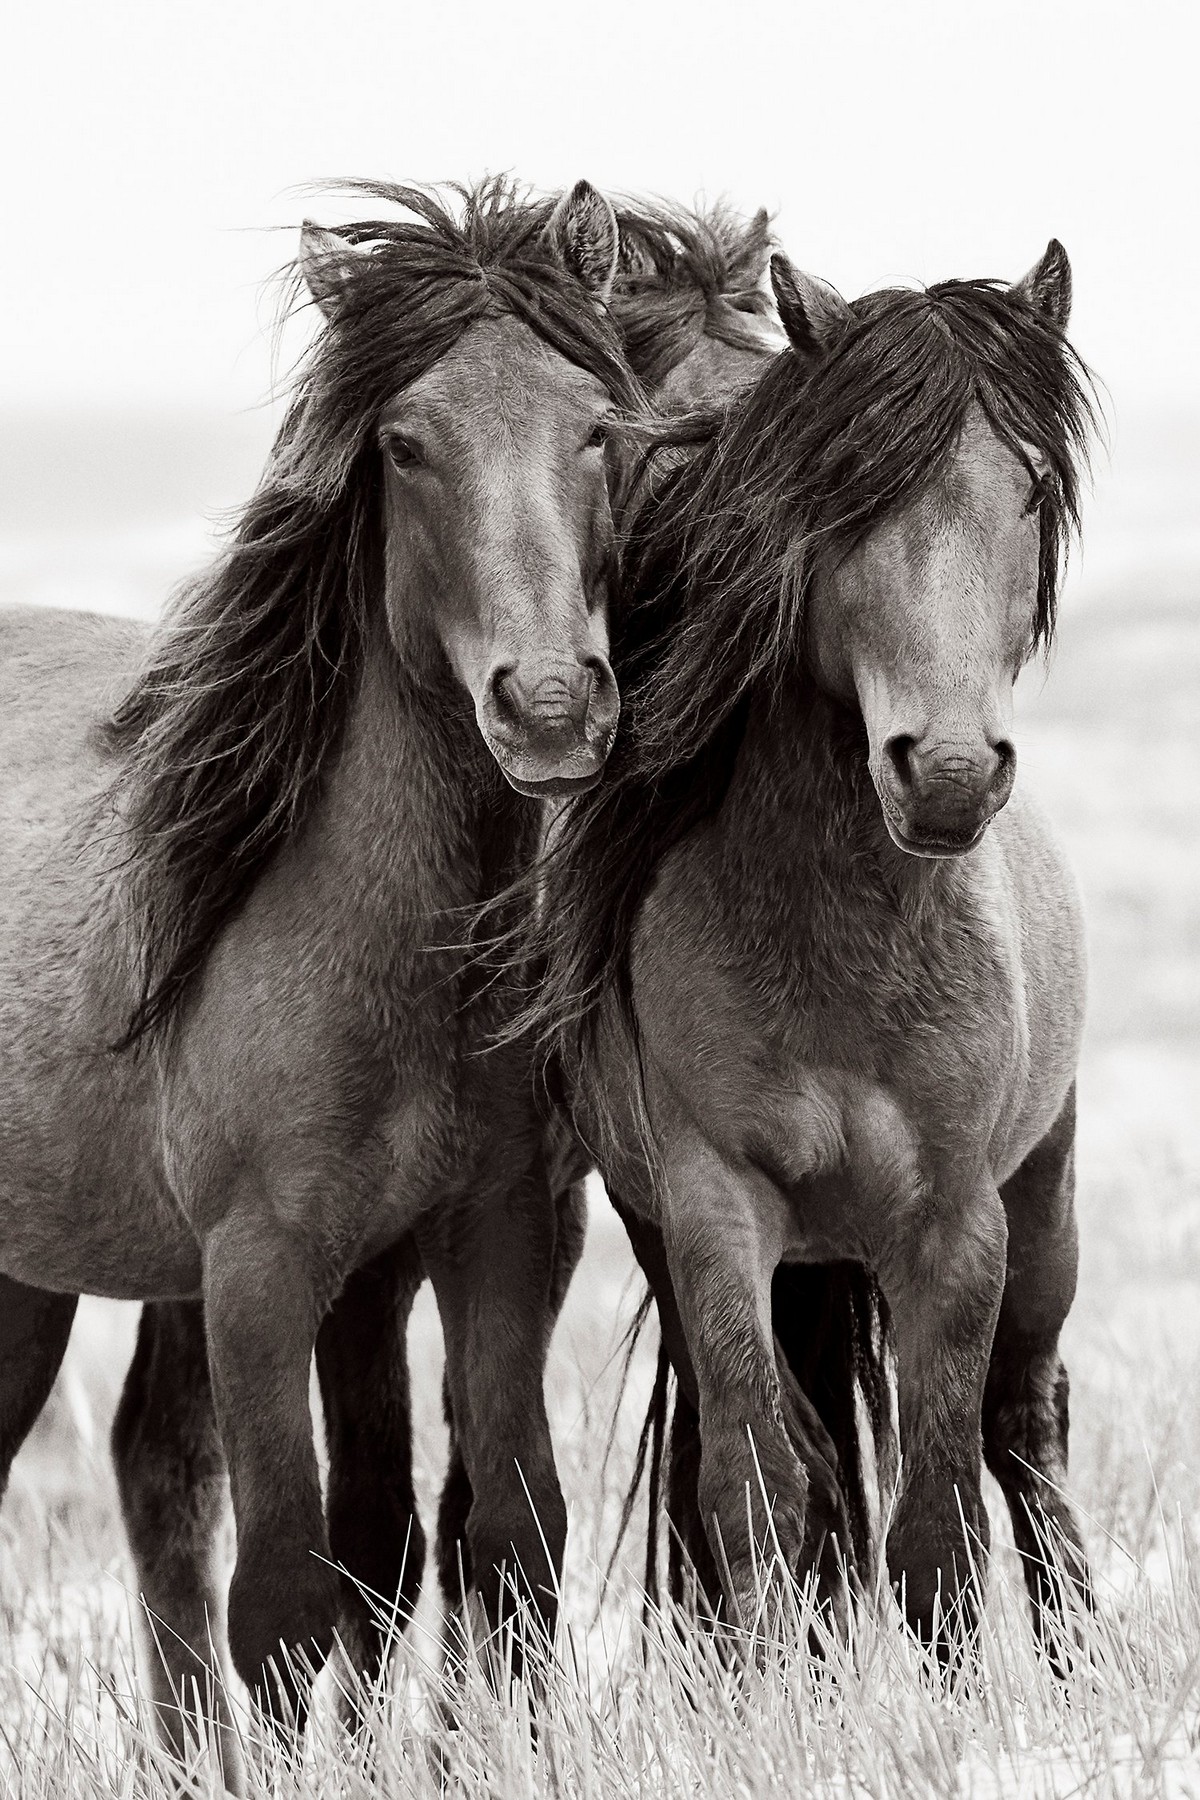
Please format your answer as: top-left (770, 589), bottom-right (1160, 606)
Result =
top-left (107, 177), bottom-right (639, 1047)
top-left (527, 274), bottom-right (1099, 1089)
top-left (610, 200), bottom-right (777, 388)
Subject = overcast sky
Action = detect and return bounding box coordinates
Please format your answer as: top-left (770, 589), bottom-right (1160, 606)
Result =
top-left (3, 0), bottom-right (1196, 414)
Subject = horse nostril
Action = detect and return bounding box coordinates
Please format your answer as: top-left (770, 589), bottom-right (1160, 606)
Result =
top-left (990, 738), bottom-right (1017, 797)
top-left (486, 664), bottom-right (521, 732)
top-left (885, 734), bottom-right (916, 792)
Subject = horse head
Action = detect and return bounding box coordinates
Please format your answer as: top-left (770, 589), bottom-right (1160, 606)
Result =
top-left (299, 181), bottom-right (631, 798)
top-left (773, 242), bottom-right (1083, 857)
top-left (610, 201), bottom-right (782, 412)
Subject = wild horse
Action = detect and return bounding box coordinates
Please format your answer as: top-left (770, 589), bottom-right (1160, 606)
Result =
top-left (527, 242), bottom-right (1096, 1659)
top-left (103, 197), bottom-right (791, 1734)
top-left (40, 194), bottom-right (788, 1782)
top-left (0, 177), bottom-right (638, 1773)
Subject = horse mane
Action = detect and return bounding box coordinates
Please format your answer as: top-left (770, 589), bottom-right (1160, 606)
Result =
top-left (609, 199), bottom-right (777, 388)
top-left (106, 177), bottom-right (639, 1048)
top-left (526, 274), bottom-right (1099, 1093)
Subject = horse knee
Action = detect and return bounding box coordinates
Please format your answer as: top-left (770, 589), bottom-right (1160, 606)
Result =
top-left (983, 1340), bottom-right (1070, 1484)
top-left (698, 1428), bottom-right (808, 1585)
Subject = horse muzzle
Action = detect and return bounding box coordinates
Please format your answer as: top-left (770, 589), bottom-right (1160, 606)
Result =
top-left (876, 732), bottom-right (1016, 858)
top-left (477, 653), bottom-right (620, 797)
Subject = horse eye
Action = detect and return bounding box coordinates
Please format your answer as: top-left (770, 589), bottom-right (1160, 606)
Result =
top-left (584, 420), bottom-right (611, 451)
top-left (385, 434), bottom-right (422, 469)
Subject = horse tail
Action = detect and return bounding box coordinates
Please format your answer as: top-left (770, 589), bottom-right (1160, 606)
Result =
top-left (628, 1344), bottom-right (719, 1619)
top-left (602, 1290), bottom-right (668, 1606)
top-left (771, 1262), bottom-right (894, 1587)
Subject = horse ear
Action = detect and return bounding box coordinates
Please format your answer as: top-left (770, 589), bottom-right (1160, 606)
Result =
top-left (769, 254), bottom-right (850, 361)
top-left (729, 207), bottom-right (774, 286)
top-left (1012, 239), bottom-right (1072, 330)
top-left (298, 222), bottom-right (369, 320)
top-left (544, 181), bottom-right (620, 302)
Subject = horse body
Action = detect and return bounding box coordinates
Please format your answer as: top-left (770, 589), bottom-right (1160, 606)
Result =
top-left (534, 242), bottom-right (1096, 1650)
top-left (0, 609), bottom-right (192, 1295)
top-left (625, 753), bottom-right (1084, 1237)
top-left (581, 692), bottom-right (1083, 1623)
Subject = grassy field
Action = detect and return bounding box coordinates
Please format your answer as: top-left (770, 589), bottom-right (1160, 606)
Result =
top-left (1, 408), bottom-right (1198, 1795)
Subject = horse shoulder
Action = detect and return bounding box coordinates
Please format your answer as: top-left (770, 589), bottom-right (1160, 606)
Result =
top-left (988, 786), bottom-right (1086, 1177)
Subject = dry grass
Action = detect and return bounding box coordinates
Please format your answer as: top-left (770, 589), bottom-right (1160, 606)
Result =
top-left (2, 415), bottom-right (1199, 1796)
top-left (4, 1177), bottom-right (1200, 1799)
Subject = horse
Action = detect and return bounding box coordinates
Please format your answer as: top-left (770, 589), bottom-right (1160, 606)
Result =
top-left (602, 203), bottom-right (892, 1620)
top-left (523, 240), bottom-right (1097, 1662)
top-left (609, 198), bottom-right (781, 409)
top-left (104, 198), bottom-right (791, 1736)
top-left (0, 176), bottom-right (640, 1777)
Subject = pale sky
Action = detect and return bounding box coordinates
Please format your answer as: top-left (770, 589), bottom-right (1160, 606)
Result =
top-left (3, 0), bottom-right (1197, 413)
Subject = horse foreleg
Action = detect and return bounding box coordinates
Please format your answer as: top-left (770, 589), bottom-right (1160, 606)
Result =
top-left (434, 1178), bottom-right (586, 1611)
top-left (659, 1134), bottom-right (846, 1637)
top-left (315, 1235), bottom-right (426, 1714)
top-left (418, 1171), bottom-right (567, 1670)
top-left (0, 1275), bottom-right (77, 1502)
top-left (112, 1301), bottom-right (244, 1792)
top-left (878, 1178), bottom-right (1007, 1661)
top-left (203, 1213), bottom-right (338, 1738)
top-left (985, 1085), bottom-right (1090, 1666)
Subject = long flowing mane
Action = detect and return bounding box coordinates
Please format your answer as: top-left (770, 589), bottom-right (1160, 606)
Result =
top-left (610, 200), bottom-right (777, 387)
top-left (107, 177), bottom-right (639, 1048)
top-left (528, 274), bottom-right (1099, 1086)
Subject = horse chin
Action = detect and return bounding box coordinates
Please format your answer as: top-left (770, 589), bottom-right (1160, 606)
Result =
top-left (503, 768), bottom-right (604, 800)
top-left (482, 728), bottom-right (612, 800)
top-left (879, 795), bottom-right (991, 860)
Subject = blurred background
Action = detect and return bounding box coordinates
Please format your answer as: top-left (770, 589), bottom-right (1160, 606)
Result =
top-left (1, 0), bottom-right (1197, 1685)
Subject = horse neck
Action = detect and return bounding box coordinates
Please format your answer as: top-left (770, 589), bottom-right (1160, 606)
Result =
top-left (295, 620), bottom-right (533, 964)
top-left (714, 671), bottom-right (959, 938)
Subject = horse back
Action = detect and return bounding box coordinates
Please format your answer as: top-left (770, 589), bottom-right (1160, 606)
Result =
top-left (0, 605), bottom-right (147, 799)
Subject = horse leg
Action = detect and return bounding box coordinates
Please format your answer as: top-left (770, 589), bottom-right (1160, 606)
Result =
top-left (111, 1301), bottom-right (243, 1789)
top-left (879, 1178), bottom-right (1007, 1660)
top-left (0, 1275), bottom-right (77, 1502)
top-left (202, 1212), bottom-right (339, 1736)
top-left (315, 1235), bottom-right (427, 1709)
top-left (659, 1134), bottom-right (846, 1633)
top-left (435, 1178), bottom-right (586, 1611)
top-left (418, 1170), bottom-right (567, 1668)
top-left (984, 1086), bottom-right (1089, 1663)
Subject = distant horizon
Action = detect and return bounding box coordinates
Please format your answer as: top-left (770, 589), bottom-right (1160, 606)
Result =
top-left (3, 399), bottom-right (1196, 629)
